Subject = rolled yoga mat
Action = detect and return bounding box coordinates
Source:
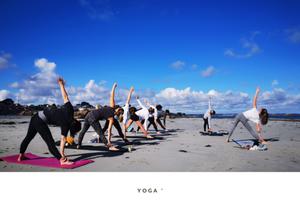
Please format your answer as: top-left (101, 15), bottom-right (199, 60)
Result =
top-left (0, 153), bottom-right (93, 169)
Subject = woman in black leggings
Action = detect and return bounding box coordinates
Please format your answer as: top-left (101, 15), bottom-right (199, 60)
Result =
top-left (18, 78), bottom-right (81, 166)
top-left (76, 83), bottom-right (124, 151)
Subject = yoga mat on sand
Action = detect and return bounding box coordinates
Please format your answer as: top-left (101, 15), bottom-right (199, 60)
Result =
top-left (0, 153), bottom-right (93, 169)
top-left (232, 139), bottom-right (255, 149)
top-left (200, 131), bottom-right (224, 136)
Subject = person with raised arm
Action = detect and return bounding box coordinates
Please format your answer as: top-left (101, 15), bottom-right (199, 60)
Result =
top-left (203, 97), bottom-right (216, 132)
top-left (138, 99), bottom-right (161, 134)
top-left (125, 96), bottom-right (154, 139)
top-left (155, 104), bottom-right (168, 131)
top-left (226, 87), bottom-right (269, 144)
top-left (18, 77), bottom-right (82, 165)
top-left (122, 87), bottom-right (134, 136)
top-left (76, 83), bottom-right (123, 151)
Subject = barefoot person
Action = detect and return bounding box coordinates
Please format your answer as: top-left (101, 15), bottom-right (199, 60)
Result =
top-left (18, 78), bottom-right (82, 165)
top-left (155, 105), bottom-right (168, 131)
top-left (226, 87), bottom-right (269, 144)
top-left (203, 97), bottom-right (216, 132)
top-left (139, 100), bottom-right (161, 134)
top-left (101, 105), bottom-right (131, 145)
top-left (76, 83), bottom-right (123, 151)
top-left (122, 87), bottom-right (134, 136)
top-left (125, 96), bottom-right (153, 139)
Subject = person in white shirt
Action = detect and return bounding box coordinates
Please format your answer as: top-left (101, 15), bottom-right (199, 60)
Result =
top-left (227, 87), bottom-right (269, 144)
top-left (122, 86), bottom-right (134, 136)
top-left (124, 96), bottom-right (154, 139)
top-left (138, 100), bottom-right (161, 134)
top-left (203, 97), bottom-right (216, 132)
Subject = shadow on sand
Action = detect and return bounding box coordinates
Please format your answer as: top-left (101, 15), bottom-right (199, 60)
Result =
top-left (54, 129), bottom-right (180, 161)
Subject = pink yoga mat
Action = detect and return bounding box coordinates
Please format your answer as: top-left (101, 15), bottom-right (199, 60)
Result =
top-left (0, 153), bottom-right (93, 169)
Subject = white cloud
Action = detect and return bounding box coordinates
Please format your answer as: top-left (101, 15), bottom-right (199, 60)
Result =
top-left (34, 58), bottom-right (56, 72)
top-left (201, 66), bottom-right (215, 77)
top-left (11, 58), bottom-right (59, 104)
top-left (272, 80), bottom-right (279, 87)
top-left (0, 90), bottom-right (11, 101)
top-left (4, 57), bottom-right (300, 113)
top-left (155, 87), bottom-right (251, 113)
top-left (286, 28), bottom-right (300, 44)
top-left (10, 82), bottom-right (19, 88)
top-left (170, 60), bottom-right (185, 70)
top-left (225, 32), bottom-right (261, 58)
top-left (0, 52), bottom-right (12, 70)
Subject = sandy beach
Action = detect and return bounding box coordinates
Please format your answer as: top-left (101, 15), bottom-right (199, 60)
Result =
top-left (0, 116), bottom-right (300, 172)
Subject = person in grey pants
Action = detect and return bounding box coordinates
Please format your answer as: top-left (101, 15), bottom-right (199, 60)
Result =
top-left (227, 87), bottom-right (269, 144)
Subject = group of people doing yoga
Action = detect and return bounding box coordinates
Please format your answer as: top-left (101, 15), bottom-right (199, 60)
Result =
top-left (17, 77), bottom-right (269, 166)
top-left (203, 87), bottom-right (269, 144)
top-left (18, 78), bottom-right (169, 165)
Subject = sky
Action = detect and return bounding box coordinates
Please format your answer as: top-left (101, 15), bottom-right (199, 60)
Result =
top-left (0, 0), bottom-right (300, 113)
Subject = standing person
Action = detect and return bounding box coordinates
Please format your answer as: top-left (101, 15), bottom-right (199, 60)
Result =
top-left (76, 83), bottom-right (123, 151)
top-left (18, 78), bottom-right (82, 165)
top-left (203, 97), bottom-right (216, 132)
top-left (226, 87), bottom-right (269, 144)
top-left (125, 96), bottom-right (154, 139)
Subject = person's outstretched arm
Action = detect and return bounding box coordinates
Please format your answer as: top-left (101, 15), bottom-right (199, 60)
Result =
top-left (57, 78), bottom-right (69, 161)
top-left (58, 78), bottom-right (70, 103)
top-left (253, 87), bottom-right (260, 108)
top-left (110, 83), bottom-right (117, 108)
top-left (126, 87), bottom-right (134, 105)
top-left (208, 97), bottom-right (212, 110)
top-left (136, 96), bottom-right (147, 110)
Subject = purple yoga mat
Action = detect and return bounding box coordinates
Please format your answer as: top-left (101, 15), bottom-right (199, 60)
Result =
top-left (0, 153), bottom-right (93, 169)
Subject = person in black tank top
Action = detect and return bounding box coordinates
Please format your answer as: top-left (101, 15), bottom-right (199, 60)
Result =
top-left (18, 78), bottom-right (81, 166)
top-left (77, 83), bottom-right (124, 151)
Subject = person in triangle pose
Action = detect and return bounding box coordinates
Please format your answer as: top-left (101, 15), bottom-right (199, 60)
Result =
top-left (18, 77), bottom-right (82, 166)
top-left (227, 87), bottom-right (269, 144)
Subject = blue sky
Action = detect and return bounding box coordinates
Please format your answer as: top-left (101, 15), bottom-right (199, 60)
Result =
top-left (1, 0), bottom-right (300, 113)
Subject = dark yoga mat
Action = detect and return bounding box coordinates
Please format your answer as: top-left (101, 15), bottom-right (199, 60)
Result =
top-left (200, 131), bottom-right (224, 136)
top-left (0, 153), bottom-right (93, 169)
top-left (232, 139), bottom-right (255, 149)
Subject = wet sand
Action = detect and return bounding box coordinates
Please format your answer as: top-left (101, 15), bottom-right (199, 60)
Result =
top-left (0, 116), bottom-right (300, 172)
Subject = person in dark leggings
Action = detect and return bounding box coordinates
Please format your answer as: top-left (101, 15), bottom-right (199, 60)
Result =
top-left (137, 107), bottom-right (160, 133)
top-left (147, 116), bottom-right (159, 132)
top-left (76, 83), bottom-right (124, 151)
top-left (155, 105), bottom-right (168, 130)
top-left (125, 106), bottom-right (153, 139)
top-left (18, 78), bottom-right (81, 166)
top-left (203, 97), bottom-right (216, 132)
top-left (102, 116), bottom-right (131, 144)
top-left (226, 87), bottom-right (269, 144)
